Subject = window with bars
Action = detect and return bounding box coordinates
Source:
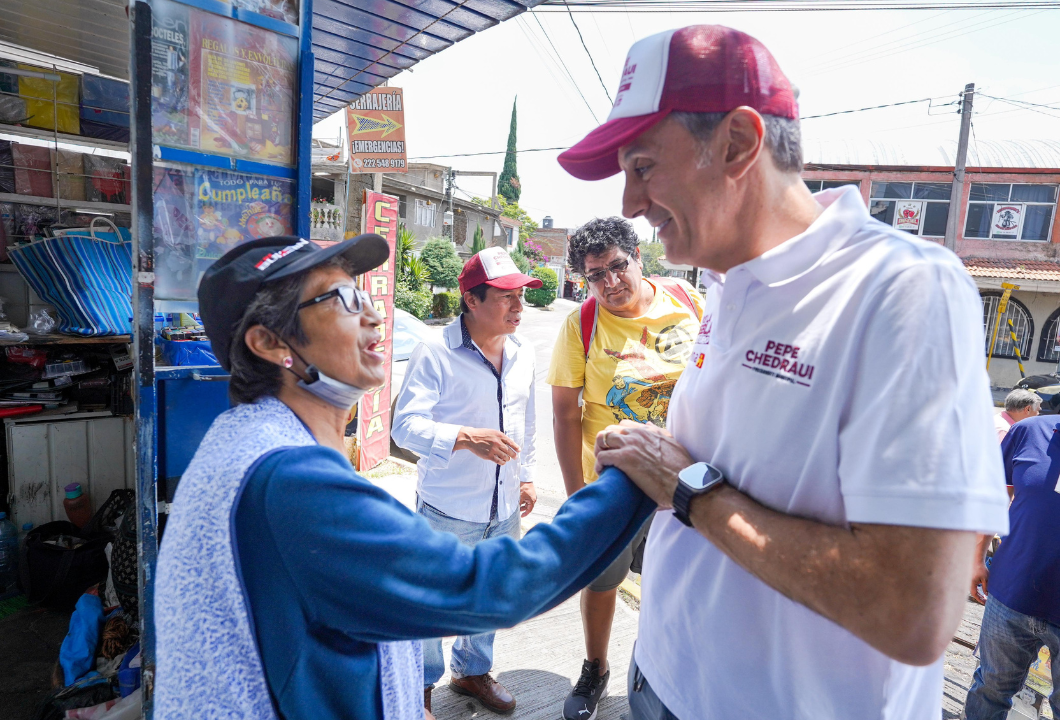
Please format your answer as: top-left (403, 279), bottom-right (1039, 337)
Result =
top-left (804, 179), bottom-right (860, 193)
top-left (964, 184), bottom-right (1057, 242)
top-left (869, 181), bottom-right (952, 238)
top-left (414, 198), bottom-right (436, 228)
top-left (981, 292), bottom-right (1033, 360)
top-left (1037, 307), bottom-right (1060, 363)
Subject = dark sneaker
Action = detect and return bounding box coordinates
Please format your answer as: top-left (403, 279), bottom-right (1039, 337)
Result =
top-left (562, 659), bottom-right (609, 720)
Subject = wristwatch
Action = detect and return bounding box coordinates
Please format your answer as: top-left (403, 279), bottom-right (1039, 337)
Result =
top-left (672, 462), bottom-right (726, 527)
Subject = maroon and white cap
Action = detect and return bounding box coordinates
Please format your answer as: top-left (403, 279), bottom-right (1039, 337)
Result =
top-left (458, 247), bottom-right (543, 294)
top-left (558, 25), bottom-right (799, 181)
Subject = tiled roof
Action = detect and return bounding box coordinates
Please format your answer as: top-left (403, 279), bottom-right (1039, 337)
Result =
top-left (963, 258), bottom-right (1060, 282)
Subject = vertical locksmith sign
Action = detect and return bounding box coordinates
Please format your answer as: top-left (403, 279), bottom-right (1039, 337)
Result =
top-left (357, 190), bottom-right (399, 471)
top-left (346, 88), bottom-right (407, 173)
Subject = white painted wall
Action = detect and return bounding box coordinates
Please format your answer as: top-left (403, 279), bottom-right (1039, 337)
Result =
top-left (981, 285), bottom-right (1060, 388)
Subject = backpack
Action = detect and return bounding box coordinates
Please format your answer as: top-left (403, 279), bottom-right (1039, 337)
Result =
top-left (580, 277), bottom-right (701, 356)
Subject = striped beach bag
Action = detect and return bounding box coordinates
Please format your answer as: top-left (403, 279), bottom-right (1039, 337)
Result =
top-left (9, 228), bottom-right (133, 336)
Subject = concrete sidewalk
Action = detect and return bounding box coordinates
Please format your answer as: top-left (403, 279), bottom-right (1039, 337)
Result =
top-left (365, 462), bottom-right (640, 720)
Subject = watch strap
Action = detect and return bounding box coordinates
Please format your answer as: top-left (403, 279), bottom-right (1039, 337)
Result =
top-left (672, 478), bottom-right (697, 527)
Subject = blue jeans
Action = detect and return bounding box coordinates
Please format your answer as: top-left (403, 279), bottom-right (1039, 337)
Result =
top-left (418, 500), bottom-right (521, 687)
top-left (965, 596), bottom-right (1060, 720)
top-left (628, 649), bottom-right (680, 720)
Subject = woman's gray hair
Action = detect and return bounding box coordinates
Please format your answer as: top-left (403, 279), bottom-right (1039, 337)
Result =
top-left (568, 217), bottom-right (640, 275)
top-left (672, 111), bottom-right (804, 174)
top-left (1005, 388), bottom-right (1042, 412)
top-left (227, 256), bottom-right (352, 405)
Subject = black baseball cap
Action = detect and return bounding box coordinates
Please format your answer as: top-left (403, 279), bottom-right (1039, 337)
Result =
top-left (198, 234), bottom-right (389, 370)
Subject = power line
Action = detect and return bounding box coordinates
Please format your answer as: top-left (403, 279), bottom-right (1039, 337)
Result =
top-left (801, 96), bottom-right (956, 119)
top-left (526, 12), bottom-right (602, 123)
top-left (514, 16), bottom-right (594, 123)
top-left (410, 147), bottom-right (572, 160)
top-left (409, 90), bottom-right (1059, 161)
top-left (537, 1), bottom-right (1060, 11)
top-left (561, 2), bottom-right (615, 105)
top-left (978, 93), bottom-right (1060, 111)
top-left (979, 95), bottom-right (1060, 119)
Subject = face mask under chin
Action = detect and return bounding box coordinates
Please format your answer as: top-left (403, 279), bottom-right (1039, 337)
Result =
top-left (285, 347), bottom-right (368, 409)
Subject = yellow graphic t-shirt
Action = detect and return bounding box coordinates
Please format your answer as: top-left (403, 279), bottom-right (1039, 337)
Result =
top-left (547, 279), bottom-right (704, 482)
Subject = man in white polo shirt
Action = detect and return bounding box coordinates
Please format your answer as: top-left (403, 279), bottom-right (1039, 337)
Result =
top-left (558, 25), bottom-right (1011, 720)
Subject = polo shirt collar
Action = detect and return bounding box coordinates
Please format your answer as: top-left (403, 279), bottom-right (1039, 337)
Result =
top-left (741, 186), bottom-right (870, 287)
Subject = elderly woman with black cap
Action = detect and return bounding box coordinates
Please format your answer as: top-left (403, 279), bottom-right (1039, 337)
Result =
top-left (152, 234), bottom-right (655, 720)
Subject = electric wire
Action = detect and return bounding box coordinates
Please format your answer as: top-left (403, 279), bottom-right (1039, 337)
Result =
top-left (537, 1), bottom-right (1060, 11)
top-left (562, 1), bottom-right (615, 104)
top-left (524, 13), bottom-right (602, 123)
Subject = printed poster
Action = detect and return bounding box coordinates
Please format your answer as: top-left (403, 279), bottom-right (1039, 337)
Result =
top-left (153, 166), bottom-right (197, 300)
top-left (193, 169), bottom-right (293, 262)
top-left (895, 201), bottom-right (923, 232)
top-left (357, 190), bottom-right (398, 471)
top-left (992, 204), bottom-right (1023, 239)
top-left (347, 89), bottom-right (407, 173)
top-left (190, 12), bottom-right (297, 164)
top-left (215, 0), bottom-right (299, 25)
top-left (150, 1), bottom-right (298, 165)
top-left (151, 0), bottom-right (191, 146)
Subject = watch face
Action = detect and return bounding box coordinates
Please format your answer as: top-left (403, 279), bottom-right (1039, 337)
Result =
top-left (685, 462), bottom-right (724, 489)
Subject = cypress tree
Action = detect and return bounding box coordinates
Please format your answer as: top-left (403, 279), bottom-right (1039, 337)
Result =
top-left (498, 98), bottom-right (521, 203)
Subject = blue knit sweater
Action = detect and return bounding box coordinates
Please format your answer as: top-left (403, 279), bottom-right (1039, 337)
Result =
top-left (233, 445), bottom-right (655, 720)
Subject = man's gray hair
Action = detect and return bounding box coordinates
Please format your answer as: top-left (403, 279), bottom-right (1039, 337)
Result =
top-left (1005, 388), bottom-right (1041, 412)
top-left (671, 111), bottom-right (803, 174)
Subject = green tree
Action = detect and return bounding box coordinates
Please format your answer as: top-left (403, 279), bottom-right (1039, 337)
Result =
top-left (498, 98), bottom-right (521, 203)
top-left (471, 224), bottom-right (486, 254)
top-left (640, 241), bottom-right (668, 277)
top-left (510, 249), bottom-right (531, 275)
top-left (524, 266), bottom-right (558, 307)
top-left (420, 237), bottom-right (464, 290)
top-left (471, 195), bottom-right (538, 244)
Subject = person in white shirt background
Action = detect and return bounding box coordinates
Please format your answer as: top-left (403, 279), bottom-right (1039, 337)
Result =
top-left (392, 247), bottom-right (541, 715)
top-left (558, 24), bottom-right (1011, 720)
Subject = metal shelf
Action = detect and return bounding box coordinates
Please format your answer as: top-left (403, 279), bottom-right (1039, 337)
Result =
top-left (0, 192), bottom-right (130, 213)
top-left (0, 333), bottom-right (131, 346)
top-left (0, 122), bottom-right (129, 153)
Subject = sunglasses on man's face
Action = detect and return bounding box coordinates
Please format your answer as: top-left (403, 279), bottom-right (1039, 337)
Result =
top-left (297, 286), bottom-right (372, 315)
top-left (583, 254), bottom-right (634, 284)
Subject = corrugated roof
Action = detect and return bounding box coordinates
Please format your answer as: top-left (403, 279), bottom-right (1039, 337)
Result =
top-left (804, 138), bottom-right (1060, 170)
top-left (0, 0), bottom-right (129, 80)
top-left (964, 258), bottom-right (1060, 282)
top-left (313, 0), bottom-right (541, 121)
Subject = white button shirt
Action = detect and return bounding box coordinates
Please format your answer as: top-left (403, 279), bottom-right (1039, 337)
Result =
top-left (637, 187), bottom-right (1010, 720)
top-left (392, 316), bottom-right (536, 524)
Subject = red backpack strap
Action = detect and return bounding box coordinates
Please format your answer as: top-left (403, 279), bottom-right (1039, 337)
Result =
top-left (580, 296), bottom-right (598, 358)
top-left (655, 277), bottom-right (701, 320)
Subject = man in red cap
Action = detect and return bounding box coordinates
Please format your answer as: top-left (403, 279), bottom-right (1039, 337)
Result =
top-left (561, 25), bottom-right (1010, 719)
top-left (392, 247), bottom-right (542, 714)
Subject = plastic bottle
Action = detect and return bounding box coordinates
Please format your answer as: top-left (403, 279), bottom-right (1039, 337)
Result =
top-left (63, 484), bottom-right (93, 528)
top-left (0, 512), bottom-right (18, 592)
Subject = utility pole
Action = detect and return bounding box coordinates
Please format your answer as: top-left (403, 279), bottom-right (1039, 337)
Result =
top-left (944, 83), bottom-right (974, 253)
top-left (443, 168), bottom-right (454, 239)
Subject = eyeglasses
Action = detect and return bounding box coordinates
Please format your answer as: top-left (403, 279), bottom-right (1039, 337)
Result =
top-left (583, 255), bottom-right (633, 284)
top-left (297, 286), bottom-right (372, 315)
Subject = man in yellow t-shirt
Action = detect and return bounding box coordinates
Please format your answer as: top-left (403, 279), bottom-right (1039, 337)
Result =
top-left (547, 217), bottom-right (703, 720)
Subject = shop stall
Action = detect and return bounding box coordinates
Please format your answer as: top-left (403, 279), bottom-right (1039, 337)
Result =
top-left (0, 0), bottom-right (540, 715)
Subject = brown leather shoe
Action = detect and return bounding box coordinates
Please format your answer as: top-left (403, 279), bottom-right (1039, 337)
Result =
top-left (449, 673), bottom-right (516, 714)
top-left (424, 687), bottom-right (432, 713)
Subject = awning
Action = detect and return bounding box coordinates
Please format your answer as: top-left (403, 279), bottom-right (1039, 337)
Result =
top-left (312, 0), bottom-right (542, 121)
top-left (0, 0), bottom-right (542, 121)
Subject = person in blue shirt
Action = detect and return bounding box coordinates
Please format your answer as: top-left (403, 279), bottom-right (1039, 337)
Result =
top-left (154, 235), bottom-right (655, 720)
top-left (964, 414), bottom-right (1060, 719)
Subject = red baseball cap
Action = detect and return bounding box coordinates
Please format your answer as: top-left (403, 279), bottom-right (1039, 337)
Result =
top-left (558, 25), bottom-right (799, 181)
top-left (458, 247), bottom-right (543, 294)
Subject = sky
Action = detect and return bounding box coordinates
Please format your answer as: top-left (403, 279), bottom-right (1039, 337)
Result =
top-left (313, 5), bottom-right (1060, 241)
